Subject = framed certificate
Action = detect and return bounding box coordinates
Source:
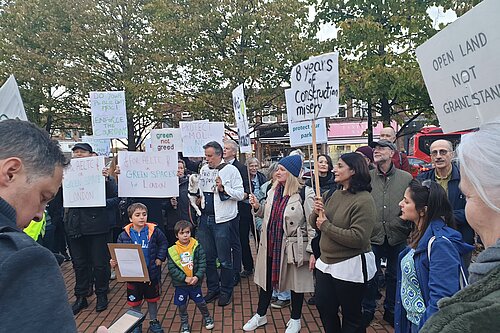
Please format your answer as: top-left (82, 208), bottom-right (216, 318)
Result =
top-left (108, 243), bottom-right (150, 282)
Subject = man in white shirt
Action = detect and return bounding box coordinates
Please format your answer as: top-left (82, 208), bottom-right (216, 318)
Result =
top-left (197, 141), bottom-right (244, 307)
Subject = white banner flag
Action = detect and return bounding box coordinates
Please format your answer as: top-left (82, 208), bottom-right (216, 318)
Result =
top-left (232, 84), bottom-right (251, 153)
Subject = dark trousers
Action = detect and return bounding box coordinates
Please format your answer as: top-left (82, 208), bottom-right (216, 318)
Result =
top-left (68, 233), bottom-right (110, 297)
top-left (256, 256), bottom-right (304, 320)
top-left (230, 213), bottom-right (242, 280)
top-left (239, 202), bottom-right (254, 272)
top-left (197, 215), bottom-right (235, 295)
top-left (315, 270), bottom-right (367, 333)
top-left (362, 239), bottom-right (406, 315)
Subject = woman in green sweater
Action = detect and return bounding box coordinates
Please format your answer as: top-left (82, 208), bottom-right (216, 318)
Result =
top-left (310, 152), bottom-right (377, 333)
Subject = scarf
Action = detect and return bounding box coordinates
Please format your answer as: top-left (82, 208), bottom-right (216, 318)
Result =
top-left (267, 183), bottom-right (290, 289)
top-left (468, 239), bottom-right (500, 284)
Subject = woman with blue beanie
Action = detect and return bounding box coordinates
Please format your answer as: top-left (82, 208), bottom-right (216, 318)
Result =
top-left (243, 154), bottom-right (315, 333)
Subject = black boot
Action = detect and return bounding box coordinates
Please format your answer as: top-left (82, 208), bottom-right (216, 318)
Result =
top-left (72, 297), bottom-right (88, 315)
top-left (96, 294), bottom-right (108, 312)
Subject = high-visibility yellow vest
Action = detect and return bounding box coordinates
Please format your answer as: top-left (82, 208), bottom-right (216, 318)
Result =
top-left (23, 213), bottom-right (46, 241)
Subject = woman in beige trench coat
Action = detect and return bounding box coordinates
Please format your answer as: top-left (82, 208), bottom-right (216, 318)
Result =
top-left (242, 155), bottom-right (315, 333)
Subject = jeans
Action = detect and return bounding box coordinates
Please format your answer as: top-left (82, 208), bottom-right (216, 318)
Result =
top-left (362, 238), bottom-right (406, 315)
top-left (68, 233), bottom-right (111, 297)
top-left (230, 213), bottom-right (242, 281)
top-left (272, 289), bottom-right (291, 301)
top-left (197, 215), bottom-right (235, 295)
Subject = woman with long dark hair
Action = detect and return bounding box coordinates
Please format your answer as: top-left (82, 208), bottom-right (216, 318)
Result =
top-left (395, 179), bottom-right (474, 333)
top-left (310, 152), bottom-right (377, 333)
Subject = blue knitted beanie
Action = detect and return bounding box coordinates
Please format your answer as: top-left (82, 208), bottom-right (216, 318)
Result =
top-left (278, 155), bottom-right (302, 177)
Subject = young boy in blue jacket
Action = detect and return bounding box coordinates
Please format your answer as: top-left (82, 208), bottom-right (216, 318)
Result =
top-left (111, 203), bottom-right (168, 333)
top-left (168, 220), bottom-right (214, 333)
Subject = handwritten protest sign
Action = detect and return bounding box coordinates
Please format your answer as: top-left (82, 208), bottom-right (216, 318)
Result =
top-left (232, 84), bottom-right (251, 153)
top-left (90, 91), bottom-right (128, 139)
top-left (180, 121), bottom-right (225, 157)
top-left (62, 156), bottom-right (106, 208)
top-left (118, 151), bottom-right (179, 198)
top-left (81, 135), bottom-right (111, 156)
top-left (289, 53), bottom-right (339, 122)
top-left (416, 0), bottom-right (500, 132)
top-left (150, 128), bottom-right (182, 153)
top-left (285, 89), bottom-right (328, 147)
top-left (199, 168), bottom-right (219, 193)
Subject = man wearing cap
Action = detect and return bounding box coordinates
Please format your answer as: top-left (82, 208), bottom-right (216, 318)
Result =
top-left (362, 139), bottom-right (413, 327)
top-left (355, 146), bottom-right (375, 170)
top-left (66, 142), bottom-right (119, 315)
top-left (417, 139), bottom-right (473, 267)
top-left (379, 127), bottom-right (410, 173)
top-left (197, 141), bottom-right (244, 307)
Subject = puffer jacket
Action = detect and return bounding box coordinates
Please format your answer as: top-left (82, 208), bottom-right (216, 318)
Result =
top-left (117, 223), bottom-right (168, 281)
top-left (167, 238), bottom-right (206, 287)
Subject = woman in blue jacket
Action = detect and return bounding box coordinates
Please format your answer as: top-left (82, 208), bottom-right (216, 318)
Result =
top-left (395, 179), bottom-right (473, 333)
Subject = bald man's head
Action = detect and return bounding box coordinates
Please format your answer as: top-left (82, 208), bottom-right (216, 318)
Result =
top-left (380, 127), bottom-right (396, 143)
top-left (430, 139), bottom-right (454, 172)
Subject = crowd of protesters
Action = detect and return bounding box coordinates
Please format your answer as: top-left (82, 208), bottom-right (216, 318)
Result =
top-left (1, 120), bottom-right (499, 333)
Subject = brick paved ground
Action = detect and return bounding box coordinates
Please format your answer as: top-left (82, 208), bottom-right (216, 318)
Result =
top-left (64, 246), bottom-right (393, 333)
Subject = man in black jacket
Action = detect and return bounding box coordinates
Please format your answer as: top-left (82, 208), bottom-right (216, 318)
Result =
top-left (0, 120), bottom-right (76, 332)
top-left (66, 142), bottom-right (119, 315)
top-left (223, 140), bottom-right (251, 284)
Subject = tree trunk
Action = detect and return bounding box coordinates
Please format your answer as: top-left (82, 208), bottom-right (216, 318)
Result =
top-left (380, 97), bottom-right (391, 126)
top-left (367, 101), bottom-right (373, 145)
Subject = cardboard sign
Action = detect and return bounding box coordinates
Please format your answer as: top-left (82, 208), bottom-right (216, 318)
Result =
top-left (232, 84), bottom-right (251, 153)
top-left (180, 121), bottom-right (225, 157)
top-left (62, 156), bottom-right (106, 208)
top-left (81, 135), bottom-right (111, 156)
top-left (0, 75), bottom-right (27, 121)
top-left (118, 151), bottom-right (179, 198)
top-left (199, 167), bottom-right (219, 193)
top-left (285, 89), bottom-right (328, 147)
top-left (289, 52), bottom-right (340, 122)
top-left (90, 91), bottom-right (128, 139)
top-left (150, 128), bottom-right (182, 153)
top-left (416, 0), bottom-right (500, 132)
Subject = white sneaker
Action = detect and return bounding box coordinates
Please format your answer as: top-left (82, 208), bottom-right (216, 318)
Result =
top-left (285, 319), bottom-right (301, 333)
top-left (243, 314), bottom-right (267, 331)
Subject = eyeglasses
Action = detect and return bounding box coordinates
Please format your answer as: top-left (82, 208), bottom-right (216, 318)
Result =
top-left (430, 149), bottom-right (450, 156)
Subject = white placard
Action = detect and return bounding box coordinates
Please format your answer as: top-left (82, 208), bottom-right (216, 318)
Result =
top-left (118, 151), bottom-right (179, 198)
top-left (114, 248), bottom-right (146, 278)
top-left (150, 128), bottom-right (182, 153)
top-left (90, 91), bottom-right (128, 139)
top-left (0, 75), bottom-right (27, 121)
top-left (286, 89), bottom-right (328, 147)
top-left (199, 168), bottom-right (219, 193)
top-left (232, 84), bottom-right (251, 153)
top-left (144, 137), bottom-right (152, 152)
top-left (180, 121), bottom-right (225, 157)
top-left (416, 0), bottom-right (500, 133)
top-left (81, 135), bottom-right (111, 156)
top-left (289, 52), bottom-right (339, 122)
top-left (62, 156), bottom-right (106, 208)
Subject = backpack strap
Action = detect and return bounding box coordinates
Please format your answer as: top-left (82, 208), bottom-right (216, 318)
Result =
top-left (427, 235), bottom-right (468, 289)
top-left (216, 162), bottom-right (227, 171)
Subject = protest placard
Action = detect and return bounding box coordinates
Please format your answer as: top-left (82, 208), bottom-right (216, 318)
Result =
top-left (180, 121), bottom-right (225, 157)
top-left (416, 0), bottom-right (500, 133)
top-left (150, 128), bottom-right (182, 153)
top-left (62, 156), bottom-right (106, 208)
top-left (81, 135), bottom-right (111, 156)
top-left (0, 75), bottom-right (27, 121)
top-left (232, 84), bottom-right (251, 153)
top-left (289, 52), bottom-right (339, 122)
top-left (118, 151), bottom-right (179, 198)
top-left (285, 89), bottom-right (328, 147)
top-left (90, 91), bottom-right (128, 139)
